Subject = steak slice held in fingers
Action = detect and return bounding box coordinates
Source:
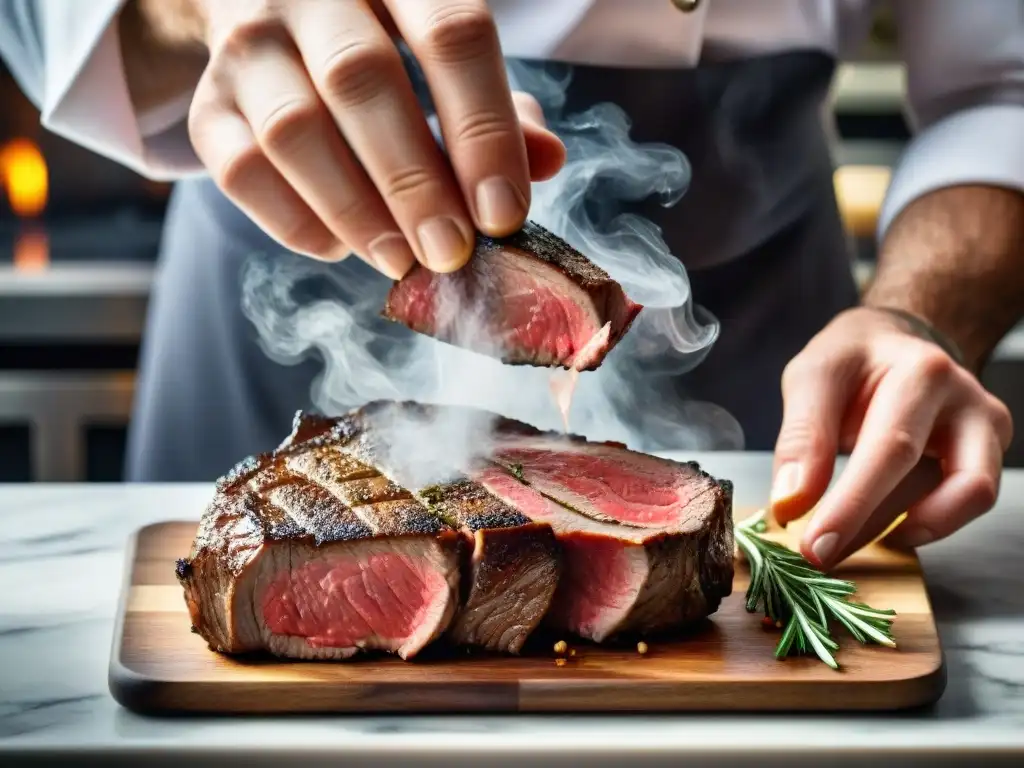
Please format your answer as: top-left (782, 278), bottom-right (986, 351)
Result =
top-left (383, 221), bottom-right (643, 371)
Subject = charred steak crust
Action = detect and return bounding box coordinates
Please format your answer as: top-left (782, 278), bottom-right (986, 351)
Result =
top-left (474, 221), bottom-right (618, 291)
top-left (698, 478), bottom-right (735, 611)
top-left (418, 478), bottom-right (562, 653)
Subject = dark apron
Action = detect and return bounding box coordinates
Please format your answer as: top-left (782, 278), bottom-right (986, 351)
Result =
top-left (125, 50), bottom-right (858, 482)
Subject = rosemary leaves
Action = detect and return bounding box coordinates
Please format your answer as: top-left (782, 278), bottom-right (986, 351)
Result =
top-left (734, 511), bottom-right (897, 670)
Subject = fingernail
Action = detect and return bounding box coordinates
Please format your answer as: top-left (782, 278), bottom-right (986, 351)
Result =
top-left (771, 462), bottom-right (803, 505)
top-left (475, 176), bottom-right (527, 234)
top-left (900, 528), bottom-right (936, 549)
top-left (811, 532), bottom-right (840, 566)
top-left (368, 233), bottom-right (415, 280)
top-left (417, 217), bottom-right (470, 272)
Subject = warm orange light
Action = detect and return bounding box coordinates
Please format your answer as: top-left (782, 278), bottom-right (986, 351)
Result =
top-left (13, 228), bottom-right (49, 272)
top-left (833, 164), bottom-right (891, 239)
top-left (0, 138), bottom-right (49, 217)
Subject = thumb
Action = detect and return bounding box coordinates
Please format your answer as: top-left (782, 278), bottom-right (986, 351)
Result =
top-left (771, 358), bottom-right (856, 526)
top-left (512, 91), bottom-right (566, 182)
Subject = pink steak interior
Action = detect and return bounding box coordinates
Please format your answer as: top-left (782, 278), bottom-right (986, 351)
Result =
top-left (261, 552), bottom-right (448, 649)
top-left (474, 464), bottom-right (647, 641)
top-left (548, 534), bottom-right (646, 639)
top-left (494, 444), bottom-right (708, 528)
top-left (387, 250), bottom-right (636, 369)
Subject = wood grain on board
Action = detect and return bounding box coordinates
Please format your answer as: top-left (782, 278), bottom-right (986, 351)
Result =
top-left (109, 517), bottom-right (944, 714)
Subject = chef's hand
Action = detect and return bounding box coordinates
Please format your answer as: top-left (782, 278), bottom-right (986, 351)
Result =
top-left (177, 0), bottom-right (565, 278)
top-left (770, 306), bottom-right (1013, 570)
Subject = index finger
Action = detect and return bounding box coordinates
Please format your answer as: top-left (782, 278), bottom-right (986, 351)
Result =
top-left (800, 367), bottom-right (947, 567)
top-left (387, 0), bottom-right (531, 237)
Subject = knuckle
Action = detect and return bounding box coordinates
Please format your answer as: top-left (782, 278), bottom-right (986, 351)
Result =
top-left (420, 5), bottom-right (497, 63)
top-left (381, 165), bottom-right (439, 200)
top-left (218, 17), bottom-right (285, 59)
top-left (186, 100), bottom-right (215, 148)
top-left (255, 99), bottom-right (323, 153)
top-left (214, 144), bottom-right (266, 196)
top-left (987, 395), bottom-right (1014, 446)
top-left (279, 219), bottom-right (336, 257)
top-left (452, 109), bottom-right (518, 144)
top-left (320, 40), bottom-right (400, 108)
top-left (882, 428), bottom-right (921, 468)
top-left (964, 473), bottom-right (999, 511)
top-left (913, 347), bottom-right (955, 387)
top-left (321, 197), bottom-right (367, 234)
top-left (780, 358), bottom-right (806, 392)
top-left (775, 419), bottom-right (831, 460)
top-left (781, 354), bottom-right (843, 394)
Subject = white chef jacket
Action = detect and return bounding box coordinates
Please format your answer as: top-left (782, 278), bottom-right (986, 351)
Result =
top-left (1, 0), bottom-right (1022, 243)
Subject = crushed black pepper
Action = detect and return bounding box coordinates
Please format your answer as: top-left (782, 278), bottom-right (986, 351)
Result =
top-left (174, 558), bottom-right (192, 580)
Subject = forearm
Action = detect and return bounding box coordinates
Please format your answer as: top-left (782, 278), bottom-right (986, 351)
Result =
top-left (117, 0), bottom-right (207, 116)
top-left (863, 184), bottom-right (1024, 372)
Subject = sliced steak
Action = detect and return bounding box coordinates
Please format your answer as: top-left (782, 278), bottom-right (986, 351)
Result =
top-left (383, 221), bottom-right (643, 371)
top-left (180, 401), bottom-right (734, 659)
top-left (177, 446), bottom-right (461, 661)
top-left (472, 425), bottom-right (734, 643)
top-left (317, 402), bottom-right (562, 654)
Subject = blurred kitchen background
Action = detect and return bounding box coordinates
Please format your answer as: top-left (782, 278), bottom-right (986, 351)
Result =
top-left (2, 11), bottom-right (1023, 482)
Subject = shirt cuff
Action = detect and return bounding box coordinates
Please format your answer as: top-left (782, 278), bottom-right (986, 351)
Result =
top-left (495, 0), bottom-right (593, 63)
top-left (40, 1), bottom-right (203, 181)
top-left (877, 104), bottom-right (1024, 241)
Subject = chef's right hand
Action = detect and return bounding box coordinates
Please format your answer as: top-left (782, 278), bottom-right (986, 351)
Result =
top-left (179, 0), bottom-right (566, 278)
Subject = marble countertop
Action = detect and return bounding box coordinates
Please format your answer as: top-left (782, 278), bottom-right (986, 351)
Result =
top-left (3, 453), bottom-right (1024, 766)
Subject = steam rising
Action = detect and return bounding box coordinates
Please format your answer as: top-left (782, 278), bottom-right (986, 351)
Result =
top-left (241, 61), bottom-right (743, 482)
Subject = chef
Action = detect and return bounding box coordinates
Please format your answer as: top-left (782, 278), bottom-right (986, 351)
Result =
top-left (1, 0), bottom-right (1021, 569)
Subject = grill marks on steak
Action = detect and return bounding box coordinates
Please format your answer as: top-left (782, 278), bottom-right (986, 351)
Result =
top-left (324, 402), bottom-right (562, 654)
top-left (180, 401), bottom-right (735, 660)
top-left (383, 221), bottom-right (643, 371)
top-left (178, 443), bottom-right (461, 661)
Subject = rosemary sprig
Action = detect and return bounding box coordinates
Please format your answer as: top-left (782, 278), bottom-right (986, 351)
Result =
top-left (734, 511), bottom-right (897, 670)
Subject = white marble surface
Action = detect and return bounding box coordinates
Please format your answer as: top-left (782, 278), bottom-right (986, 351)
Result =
top-left (2, 453), bottom-right (1024, 766)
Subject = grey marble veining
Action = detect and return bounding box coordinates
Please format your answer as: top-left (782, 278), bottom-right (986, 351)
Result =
top-left (2, 454), bottom-right (1024, 766)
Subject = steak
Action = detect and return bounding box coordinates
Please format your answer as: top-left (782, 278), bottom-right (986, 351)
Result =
top-left (177, 448), bottom-right (461, 661)
top-left (476, 424), bottom-right (734, 643)
top-left (179, 407), bottom-right (561, 660)
top-left (179, 401), bottom-right (734, 660)
top-left (284, 403), bottom-right (562, 655)
top-left (383, 221), bottom-right (643, 371)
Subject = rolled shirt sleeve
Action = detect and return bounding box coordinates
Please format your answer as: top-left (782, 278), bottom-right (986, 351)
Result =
top-left (0, 0), bottom-right (203, 180)
top-left (877, 0), bottom-right (1024, 241)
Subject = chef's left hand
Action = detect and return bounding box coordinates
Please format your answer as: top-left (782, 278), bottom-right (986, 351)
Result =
top-left (770, 306), bottom-right (1013, 570)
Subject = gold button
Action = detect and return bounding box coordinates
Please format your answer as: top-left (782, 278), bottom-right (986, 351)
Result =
top-left (671, 0), bottom-right (701, 11)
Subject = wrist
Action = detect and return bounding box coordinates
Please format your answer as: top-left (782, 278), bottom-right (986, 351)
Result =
top-left (862, 305), bottom-right (967, 368)
top-left (867, 185), bottom-right (1024, 373)
top-left (119, 0), bottom-right (209, 116)
top-left (133, 0), bottom-right (209, 48)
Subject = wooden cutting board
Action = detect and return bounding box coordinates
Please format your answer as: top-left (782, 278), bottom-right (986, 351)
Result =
top-left (109, 518), bottom-right (945, 714)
